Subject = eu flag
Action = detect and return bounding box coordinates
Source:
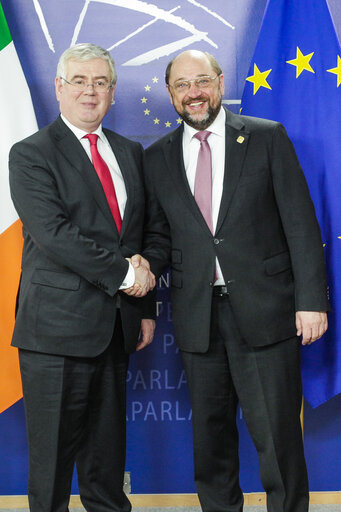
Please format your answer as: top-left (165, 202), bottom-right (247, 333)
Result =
top-left (241, 0), bottom-right (341, 407)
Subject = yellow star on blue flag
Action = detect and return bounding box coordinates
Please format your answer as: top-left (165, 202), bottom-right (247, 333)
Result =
top-left (246, 63), bottom-right (272, 94)
top-left (286, 47), bottom-right (315, 77)
top-left (327, 55), bottom-right (341, 87)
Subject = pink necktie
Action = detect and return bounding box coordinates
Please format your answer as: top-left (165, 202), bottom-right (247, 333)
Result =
top-left (84, 133), bottom-right (122, 233)
top-left (194, 131), bottom-right (213, 234)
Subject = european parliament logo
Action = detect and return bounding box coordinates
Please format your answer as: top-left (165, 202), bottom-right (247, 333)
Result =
top-left (32, 0), bottom-right (235, 59)
top-left (30, 0), bottom-right (240, 141)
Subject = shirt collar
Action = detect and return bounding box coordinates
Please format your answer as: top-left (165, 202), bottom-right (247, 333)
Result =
top-left (60, 114), bottom-right (104, 142)
top-left (183, 106), bottom-right (226, 143)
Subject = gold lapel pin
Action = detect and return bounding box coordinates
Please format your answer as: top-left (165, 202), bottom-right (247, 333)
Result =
top-left (237, 135), bottom-right (245, 144)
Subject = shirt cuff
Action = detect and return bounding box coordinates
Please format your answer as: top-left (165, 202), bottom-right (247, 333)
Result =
top-left (119, 262), bottom-right (135, 289)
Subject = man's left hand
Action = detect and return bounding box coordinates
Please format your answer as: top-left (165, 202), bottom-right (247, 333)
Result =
top-left (296, 311), bottom-right (328, 345)
top-left (136, 319), bottom-right (155, 351)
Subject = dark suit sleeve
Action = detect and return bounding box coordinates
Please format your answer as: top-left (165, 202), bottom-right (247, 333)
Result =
top-left (142, 149), bottom-right (171, 278)
top-left (140, 288), bottom-right (157, 319)
top-left (270, 123), bottom-right (329, 312)
top-left (9, 140), bottom-right (128, 296)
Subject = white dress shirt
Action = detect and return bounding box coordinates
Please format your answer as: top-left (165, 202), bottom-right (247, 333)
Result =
top-left (61, 115), bottom-right (134, 288)
top-left (182, 107), bottom-right (226, 285)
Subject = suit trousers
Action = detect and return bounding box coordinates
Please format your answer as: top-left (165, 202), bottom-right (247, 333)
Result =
top-left (19, 312), bottom-right (131, 512)
top-left (180, 294), bottom-right (309, 512)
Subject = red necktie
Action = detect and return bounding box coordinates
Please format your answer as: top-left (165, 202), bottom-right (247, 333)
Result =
top-left (84, 133), bottom-right (122, 233)
top-left (194, 130), bottom-right (213, 233)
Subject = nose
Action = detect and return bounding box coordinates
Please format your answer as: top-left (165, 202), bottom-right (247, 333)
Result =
top-left (187, 82), bottom-right (202, 96)
top-left (84, 84), bottom-right (96, 94)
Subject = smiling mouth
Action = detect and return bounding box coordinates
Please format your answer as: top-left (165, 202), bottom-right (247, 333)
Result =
top-left (185, 99), bottom-right (207, 109)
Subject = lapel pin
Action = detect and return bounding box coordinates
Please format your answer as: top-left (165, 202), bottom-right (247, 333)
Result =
top-left (237, 135), bottom-right (245, 144)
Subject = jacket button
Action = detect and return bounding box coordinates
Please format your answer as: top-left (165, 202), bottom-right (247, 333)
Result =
top-left (213, 238), bottom-right (220, 245)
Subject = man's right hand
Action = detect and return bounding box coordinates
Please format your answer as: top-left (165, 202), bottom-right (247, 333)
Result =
top-left (122, 255), bottom-right (155, 297)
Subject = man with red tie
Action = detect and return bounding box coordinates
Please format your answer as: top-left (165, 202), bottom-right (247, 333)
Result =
top-left (9, 43), bottom-right (155, 512)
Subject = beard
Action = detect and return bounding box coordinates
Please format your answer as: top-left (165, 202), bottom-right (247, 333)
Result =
top-left (176, 95), bottom-right (222, 130)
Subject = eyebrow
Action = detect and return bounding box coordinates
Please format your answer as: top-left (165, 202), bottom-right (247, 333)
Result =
top-left (69, 74), bottom-right (110, 81)
top-left (174, 73), bottom-right (211, 81)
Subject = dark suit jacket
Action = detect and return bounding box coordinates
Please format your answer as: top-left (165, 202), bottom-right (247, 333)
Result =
top-left (9, 116), bottom-right (154, 357)
top-left (143, 108), bottom-right (329, 351)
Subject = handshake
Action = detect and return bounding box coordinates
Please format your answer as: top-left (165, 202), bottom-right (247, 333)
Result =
top-left (123, 254), bottom-right (156, 298)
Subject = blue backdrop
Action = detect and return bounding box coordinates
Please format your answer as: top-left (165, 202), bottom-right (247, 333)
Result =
top-left (1, 0), bottom-right (341, 495)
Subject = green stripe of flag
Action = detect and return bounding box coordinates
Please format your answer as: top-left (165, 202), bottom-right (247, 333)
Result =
top-left (0, 3), bottom-right (12, 51)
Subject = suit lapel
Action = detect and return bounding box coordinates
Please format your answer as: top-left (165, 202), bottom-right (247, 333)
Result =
top-left (216, 109), bottom-right (250, 233)
top-left (104, 129), bottom-right (136, 237)
top-left (164, 110), bottom-right (250, 236)
top-left (52, 117), bottom-right (118, 231)
top-left (164, 125), bottom-right (214, 236)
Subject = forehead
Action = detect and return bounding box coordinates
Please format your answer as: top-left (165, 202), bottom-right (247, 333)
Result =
top-left (170, 54), bottom-right (213, 81)
top-left (65, 58), bottom-right (111, 78)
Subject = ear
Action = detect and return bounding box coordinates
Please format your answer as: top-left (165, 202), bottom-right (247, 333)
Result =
top-left (55, 77), bottom-right (63, 101)
top-left (110, 83), bottom-right (116, 103)
top-left (218, 74), bottom-right (225, 96)
top-left (166, 85), bottom-right (174, 105)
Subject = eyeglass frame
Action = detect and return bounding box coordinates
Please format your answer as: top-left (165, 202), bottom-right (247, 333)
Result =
top-left (168, 74), bottom-right (220, 93)
top-left (60, 76), bottom-right (114, 93)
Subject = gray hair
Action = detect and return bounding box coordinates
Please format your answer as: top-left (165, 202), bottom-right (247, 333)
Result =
top-left (56, 43), bottom-right (117, 84)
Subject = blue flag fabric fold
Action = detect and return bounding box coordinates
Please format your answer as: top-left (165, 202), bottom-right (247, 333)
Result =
top-left (241, 0), bottom-right (341, 407)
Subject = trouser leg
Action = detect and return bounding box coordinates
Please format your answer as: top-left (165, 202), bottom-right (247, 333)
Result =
top-left (19, 349), bottom-right (93, 512)
top-left (181, 294), bottom-right (308, 512)
top-left (218, 297), bottom-right (309, 512)
top-left (76, 314), bottom-right (131, 512)
top-left (180, 298), bottom-right (244, 512)
top-left (19, 314), bottom-right (131, 512)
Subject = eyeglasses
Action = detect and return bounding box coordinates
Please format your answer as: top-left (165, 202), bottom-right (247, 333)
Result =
top-left (169, 74), bottom-right (219, 92)
top-left (61, 77), bottom-right (113, 93)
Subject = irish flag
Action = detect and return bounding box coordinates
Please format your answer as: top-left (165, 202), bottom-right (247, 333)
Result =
top-left (0, 3), bottom-right (38, 413)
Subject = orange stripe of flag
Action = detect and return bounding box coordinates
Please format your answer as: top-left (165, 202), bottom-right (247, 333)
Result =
top-left (0, 220), bottom-right (23, 413)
